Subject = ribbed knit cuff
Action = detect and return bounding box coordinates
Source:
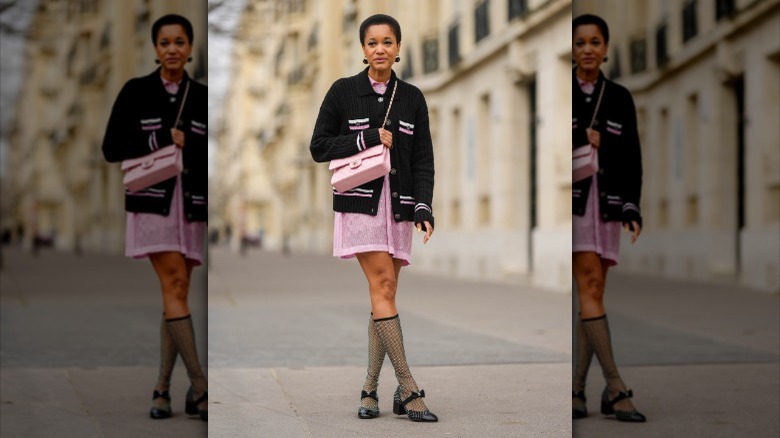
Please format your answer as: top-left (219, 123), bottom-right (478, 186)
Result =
top-left (362, 128), bottom-right (382, 149)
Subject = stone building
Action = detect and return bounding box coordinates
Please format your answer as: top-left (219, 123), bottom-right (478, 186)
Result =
top-left (573, 0), bottom-right (780, 291)
top-left (5, 0), bottom-right (207, 253)
top-left (215, 0), bottom-right (573, 291)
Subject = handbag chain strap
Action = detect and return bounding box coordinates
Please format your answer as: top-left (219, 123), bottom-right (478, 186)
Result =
top-left (174, 80), bottom-right (191, 129)
top-left (589, 79), bottom-right (605, 129)
top-left (382, 79), bottom-right (398, 127)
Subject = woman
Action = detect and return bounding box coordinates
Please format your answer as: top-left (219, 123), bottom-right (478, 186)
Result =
top-left (101, 14), bottom-right (207, 421)
top-left (310, 14), bottom-right (438, 422)
top-left (571, 14), bottom-right (645, 422)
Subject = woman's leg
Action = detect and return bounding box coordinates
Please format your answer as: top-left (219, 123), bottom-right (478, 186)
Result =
top-left (356, 252), bottom-right (435, 419)
top-left (149, 253), bottom-right (207, 418)
top-left (573, 252), bottom-right (639, 416)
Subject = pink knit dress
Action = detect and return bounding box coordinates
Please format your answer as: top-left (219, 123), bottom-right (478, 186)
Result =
top-left (124, 78), bottom-right (206, 265)
top-left (572, 78), bottom-right (622, 266)
top-left (332, 77), bottom-right (415, 266)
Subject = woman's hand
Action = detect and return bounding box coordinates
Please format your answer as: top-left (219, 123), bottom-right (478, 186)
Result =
top-left (378, 128), bottom-right (393, 149)
top-left (171, 128), bottom-right (185, 148)
top-left (586, 127), bottom-right (600, 148)
top-left (624, 221), bottom-right (641, 244)
top-left (417, 221), bottom-right (433, 244)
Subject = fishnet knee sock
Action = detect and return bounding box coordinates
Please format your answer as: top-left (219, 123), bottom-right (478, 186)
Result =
top-left (166, 315), bottom-right (207, 408)
top-left (573, 313), bottom-right (593, 412)
top-left (574, 313), bottom-right (594, 392)
top-left (582, 314), bottom-right (635, 412)
top-left (154, 313), bottom-right (178, 409)
top-left (373, 315), bottom-right (428, 413)
top-left (361, 313), bottom-right (385, 411)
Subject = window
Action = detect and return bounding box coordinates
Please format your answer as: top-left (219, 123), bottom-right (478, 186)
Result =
top-left (448, 21), bottom-right (461, 67)
top-left (401, 49), bottom-right (413, 78)
top-left (716, 0), bottom-right (736, 20)
top-left (475, 0), bottom-right (490, 43)
top-left (682, 0), bottom-right (698, 43)
top-left (656, 23), bottom-right (669, 67)
top-left (423, 37), bottom-right (439, 74)
top-left (630, 38), bottom-right (647, 74)
top-left (508, 0), bottom-right (527, 21)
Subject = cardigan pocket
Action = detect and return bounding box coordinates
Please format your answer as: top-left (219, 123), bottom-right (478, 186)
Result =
top-left (348, 117), bottom-right (370, 131)
top-left (605, 120), bottom-right (622, 136)
top-left (398, 120), bottom-right (414, 136)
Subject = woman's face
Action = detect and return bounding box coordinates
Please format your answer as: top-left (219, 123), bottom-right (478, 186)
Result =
top-left (155, 24), bottom-right (192, 74)
top-left (362, 24), bottom-right (399, 75)
top-left (573, 24), bottom-right (607, 73)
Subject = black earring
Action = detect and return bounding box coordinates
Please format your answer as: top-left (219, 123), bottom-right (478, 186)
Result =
top-left (187, 57), bottom-right (193, 62)
top-left (572, 58), bottom-right (576, 65)
top-left (395, 56), bottom-right (400, 63)
top-left (363, 58), bottom-right (368, 64)
top-left (603, 56), bottom-right (609, 63)
top-left (155, 59), bottom-right (161, 64)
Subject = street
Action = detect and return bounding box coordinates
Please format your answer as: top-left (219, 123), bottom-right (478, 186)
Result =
top-left (207, 246), bottom-right (573, 437)
top-left (0, 248), bottom-right (208, 438)
top-left (572, 270), bottom-right (780, 437)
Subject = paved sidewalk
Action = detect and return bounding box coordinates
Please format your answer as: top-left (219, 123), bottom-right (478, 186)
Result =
top-left (0, 248), bottom-right (208, 438)
top-left (207, 246), bottom-right (573, 437)
top-left (572, 271), bottom-right (780, 437)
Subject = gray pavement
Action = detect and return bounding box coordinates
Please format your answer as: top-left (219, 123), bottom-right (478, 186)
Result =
top-left (0, 248), bottom-right (208, 438)
top-left (573, 271), bottom-right (780, 437)
top-left (207, 246), bottom-right (573, 437)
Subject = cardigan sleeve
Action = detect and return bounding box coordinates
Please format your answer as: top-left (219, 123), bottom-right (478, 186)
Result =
top-left (101, 79), bottom-right (175, 163)
top-left (309, 79), bottom-right (382, 163)
top-left (410, 90), bottom-right (435, 210)
top-left (619, 89), bottom-right (642, 215)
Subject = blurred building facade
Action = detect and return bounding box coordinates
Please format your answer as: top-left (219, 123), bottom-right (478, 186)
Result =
top-left (574, 0), bottom-right (780, 291)
top-left (4, 0), bottom-right (207, 253)
top-left (214, 0), bottom-right (573, 291)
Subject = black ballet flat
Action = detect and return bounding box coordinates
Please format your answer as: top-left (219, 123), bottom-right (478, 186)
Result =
top-left (601, 387), bottom-right (646, 422)
top-left (572, 390), bottom-right (588, 419)
top-left (150, 390), bottom-right (172, 419)
top-left (358, 390), bottom-right (380, 419)
top-left (185, 387), bottom-right (208, 422)
top-left (393, 386), bottom-right (438, 422)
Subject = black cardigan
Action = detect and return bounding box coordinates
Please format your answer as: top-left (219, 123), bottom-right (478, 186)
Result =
top-left (310, 68), bottom-right (435, 227)
top-left (572, 69), bottom-right (642, 225)
top-left (102, 69), bottom-right (207, 222)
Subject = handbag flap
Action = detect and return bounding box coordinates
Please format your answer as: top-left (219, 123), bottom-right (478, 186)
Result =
top-left (121, 145), bottom-right (179, 171)
top-left (328, 145), bottom-right (385, 170)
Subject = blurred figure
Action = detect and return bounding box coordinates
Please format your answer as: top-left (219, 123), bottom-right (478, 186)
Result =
top-left (309, 14), bottom-right (438, 423)
top-left (571, 14), bottom-right (646, 422)
top-left (101, 14), bottom-right (208, 421)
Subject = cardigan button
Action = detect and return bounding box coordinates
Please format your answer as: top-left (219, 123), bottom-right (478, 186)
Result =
top-left (394, 214), bottom-right (401, 220)
top-left (392, 192), bottom-right (398, 198)
top-left (390, 168), bottom-right (396, 175)
top-left (183, 168), bottom-right (189, 175)
top-left (602, 214), bottom-right (608, 219)
top-left (187, 214), bottom-right (192, 220)
top-left (184, 192), bottom-right (190, 197)
top-left (598, 168), bottom-right (604, 174)
top-left (378, 97), bottom-right (384, 102)
top-left (600, 191), bottom-right (606, 197)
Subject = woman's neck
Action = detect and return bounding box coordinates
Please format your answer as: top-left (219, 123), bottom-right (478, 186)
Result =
top-left (575, 67), bottom-right (599, 83)
top-left (161, 68), bottom-right (184, 83)
top-left (367, 68), bottom-right (390, 83)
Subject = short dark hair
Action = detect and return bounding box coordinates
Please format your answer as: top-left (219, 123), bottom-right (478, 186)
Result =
top-left (572, 14), bottom-right (609, 44)
top-left (151, 14), bottom-right (194, 45)
top-left (359, 14), bottom-right (402, 45)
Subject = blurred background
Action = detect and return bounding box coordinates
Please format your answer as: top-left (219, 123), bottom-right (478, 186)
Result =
top-left (0, 0), bottom-right (207, 256)
top-left (209, 0), bottom-right (574, 292)
top-left (574, 0), bottom-right (780, 292)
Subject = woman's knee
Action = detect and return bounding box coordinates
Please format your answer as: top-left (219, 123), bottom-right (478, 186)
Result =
top-left (162, 271), bottom-right (189, 300)
top-left (372, 274), bottom-right (397, 301)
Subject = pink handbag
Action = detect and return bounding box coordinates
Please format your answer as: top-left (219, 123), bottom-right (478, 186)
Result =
top-left (330, 80), bottom-right (396, 193)
top-left (572, 144), bottom-right (598, 182)
top-left (122, 81), bottom-right (189, 192)
top-left (121, 145), bottom-right (183, 192)
top-left (572, 80), bottom-right (605, 183)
